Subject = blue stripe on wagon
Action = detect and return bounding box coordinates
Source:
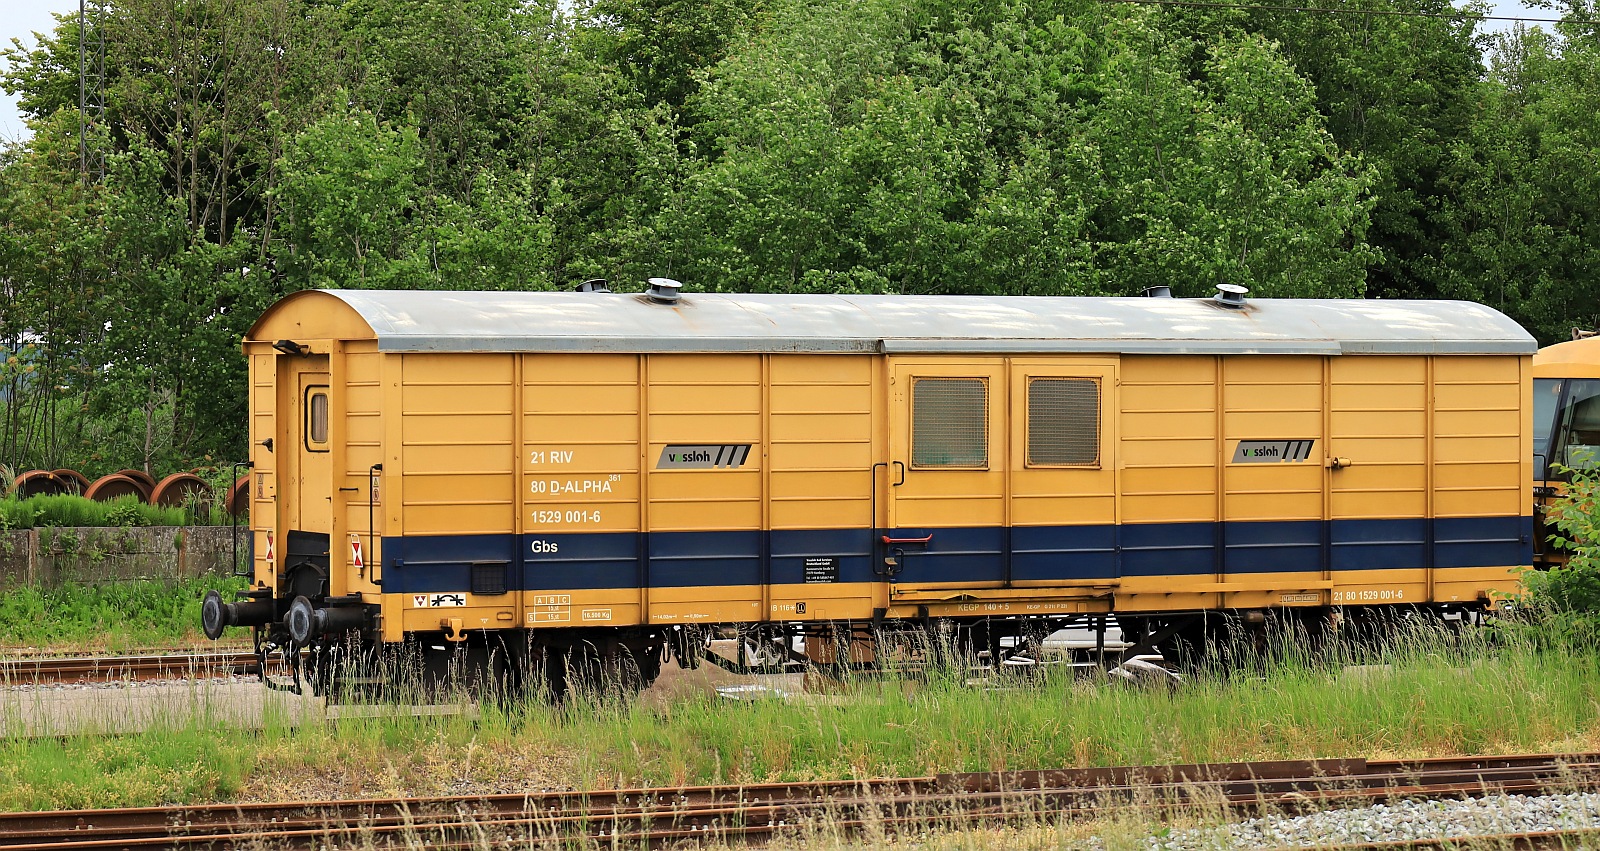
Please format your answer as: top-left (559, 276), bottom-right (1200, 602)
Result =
top-left (1329, 518), bottom-right (1428, 572)
top-left (649, 530), bottom-right (763, 588)
top-left (770, 528), bottom-right (877, 585)
top-left (384, 533), bottom-right (517, 594)
top-left (376, 515), bottom-right (1533, 594)
top-left (1010, 524), bottom-right (1119, 581)
top-left (1434, 515), bottom-right (1534, 569)
top-left (1223, 520), bottom-right (1324, 574)
top-left (522, 532), bottom-right (639, 590)
top-left (883, 525), bottom-right (1007, 585)
top-left (1120, 522), bottom-right (1216, 577)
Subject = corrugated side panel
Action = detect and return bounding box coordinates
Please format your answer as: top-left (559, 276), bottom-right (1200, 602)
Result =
top-left (646, 354), bottom-right (763, 623)
top-left (1119, 356), bottom-right (1218, 578)
top-left (1221, 356), bottom-right (1323, 574)
top-left (1432, 356), bottom-right (1530, 579)
top-left (340, 346), bottom-right (385, 594)
top-left (391, 353), bottom-right (519, 630)
top-left (768, 355), bottom-right (875, 619)
top-left (1328, 356), bottom-right (1427, 591)
top-left (400, 354), bottom-right (516, 533)
top-left (521, 354), bottom-right (643, 626)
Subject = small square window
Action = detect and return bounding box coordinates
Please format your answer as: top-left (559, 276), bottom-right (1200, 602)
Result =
top-left (1027, 377), bottom-right (1100, 466)
top-left (912, 377), bottom-right (988, 468)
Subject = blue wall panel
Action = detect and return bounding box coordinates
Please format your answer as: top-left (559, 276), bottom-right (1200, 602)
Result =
top-left (1010, 524), bottom-right (1119, 581)
top-left (379, 515), bottom-right (1533, 594)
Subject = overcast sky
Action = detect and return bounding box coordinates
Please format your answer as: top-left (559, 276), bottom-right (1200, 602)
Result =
top-left (0, 0), bottom-right (1559, 144)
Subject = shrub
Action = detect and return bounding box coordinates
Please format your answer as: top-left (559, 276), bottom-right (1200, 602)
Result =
top-left (1520, 464), bottom-right (1600, 643)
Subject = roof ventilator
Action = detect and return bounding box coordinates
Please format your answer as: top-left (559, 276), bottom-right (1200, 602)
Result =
top-left (646, 277), bottom-right (683, 304)
top-left (1141, 286), bottom-right (1173, 298)
top-left (575, 279), bottom-right (610, 293)
top-left (1213, 284), bottom-right (1249, 309)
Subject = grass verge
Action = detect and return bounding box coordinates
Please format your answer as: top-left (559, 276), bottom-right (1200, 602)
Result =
top-left (0, 619), bottom-right (1597, 812)
top-left (0, 575), bottom-right (248, 653)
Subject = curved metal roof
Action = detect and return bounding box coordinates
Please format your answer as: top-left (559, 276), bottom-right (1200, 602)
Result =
top-left (1533, 335), bottom-right (1600, 377)
top-left (264, 289), bottom-right (1535, 356)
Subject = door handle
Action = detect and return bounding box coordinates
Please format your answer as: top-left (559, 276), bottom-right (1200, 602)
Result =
top-left (892, 460), bottom-right (906, 486)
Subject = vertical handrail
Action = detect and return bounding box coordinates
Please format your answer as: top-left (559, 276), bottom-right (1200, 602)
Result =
top-left (231, 461), bottom-right (253, 577)
top-left (369, 463), bottom-right (383, 587)
top-left (870, 461), bottom-right (887, 569)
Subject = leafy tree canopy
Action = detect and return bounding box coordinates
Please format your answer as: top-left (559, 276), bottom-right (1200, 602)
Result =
top-left (0, 0), bottom-right (1597, 473)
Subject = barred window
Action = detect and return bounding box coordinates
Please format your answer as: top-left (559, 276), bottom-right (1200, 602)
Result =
top-left (1027, 378), bottom-right (1100, 466)
top-left (912, 377), bottom-right (988, 468)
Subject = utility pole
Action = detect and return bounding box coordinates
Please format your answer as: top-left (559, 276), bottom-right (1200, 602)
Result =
top-left (77, 0), bottom-right (106, 183)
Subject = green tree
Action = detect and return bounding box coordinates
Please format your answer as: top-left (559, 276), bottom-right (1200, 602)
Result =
top-left (675, 0), bottom-right (1375, 296)
top-left (1084, 21), bottom-right (1377, 296)
top-left (330, 0), bottom-right (532, 198)
top-left (0, 112), bottom-right (107, 469)
top-left (1245, 0), bottom-right (1487, 300)
top-left (272, 103), bottom-right (431, 290)
top-left (581, 0), bottom-right (763, 112)
top-left (1432, 23), bottom-right (1600, 341)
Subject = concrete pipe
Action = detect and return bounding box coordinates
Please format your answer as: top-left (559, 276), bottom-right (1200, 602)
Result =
top-left (151, 472), bottom-right (211, 508)
top-left (10, 470), bottom-right (68, 498)
top-left (85, 473), bottom-right (150, 502)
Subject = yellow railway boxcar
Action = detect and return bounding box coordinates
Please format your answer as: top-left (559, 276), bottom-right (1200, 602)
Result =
top-left (204, 283), bottom-right (1537, 694)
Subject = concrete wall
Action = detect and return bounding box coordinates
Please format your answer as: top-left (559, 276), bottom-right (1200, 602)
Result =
top-left (0, 526), bottom-right (248, 590)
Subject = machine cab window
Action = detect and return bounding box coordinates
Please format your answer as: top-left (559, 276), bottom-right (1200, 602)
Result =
top-left (1541, 377), bottom-right (1600, 479)
top-left (1534, 378), bottom-right (1562, 475)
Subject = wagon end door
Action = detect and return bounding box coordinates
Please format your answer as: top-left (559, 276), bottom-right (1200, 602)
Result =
top-left (290, 361), bottom-right (333, 536)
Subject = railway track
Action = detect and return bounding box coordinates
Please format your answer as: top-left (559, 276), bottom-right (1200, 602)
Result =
top-left (1, 752), bottom-right (1597, 849)
top-left (0, 651), bottom-right (262, 685)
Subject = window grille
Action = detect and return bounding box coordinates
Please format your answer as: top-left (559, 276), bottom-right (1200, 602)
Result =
top-left (1027, 378), bottom-right (1100, 466)
top-left (912, 377), bottom-right (988, 468)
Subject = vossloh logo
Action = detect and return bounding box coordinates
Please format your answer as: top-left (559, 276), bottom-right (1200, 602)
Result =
top-left (1231, 439), bottom-right (1316, 464)
top-left (657, 444), bottom-right (753, 469)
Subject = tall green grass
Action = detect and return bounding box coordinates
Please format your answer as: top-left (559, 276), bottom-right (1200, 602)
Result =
top-left (0, 575), bottom-right (248, 650)
top-left (538, 623), bottom-right (1600, 786)
top-left (1, 618), bottom-right (1596, 810)
top-left (0, 726), bottom-right (251, 810)
top-left (0, 494), bottom-right (225, 530)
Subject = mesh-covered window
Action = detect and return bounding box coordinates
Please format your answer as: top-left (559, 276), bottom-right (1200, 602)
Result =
top-left (1027, 378), bottom-right (1100, 466)
top-left (912, 378), bottom-right (988, 468)
top-left (306, 388), bottom-right (330, 450)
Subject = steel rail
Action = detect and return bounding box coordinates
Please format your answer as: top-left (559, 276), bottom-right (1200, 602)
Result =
top-left (1319, 829), bottom-right (1600, 849)
top-left (1, 753), bottom-right (1597, 849)
top-left (0, 652), bottom-right (262, 684)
